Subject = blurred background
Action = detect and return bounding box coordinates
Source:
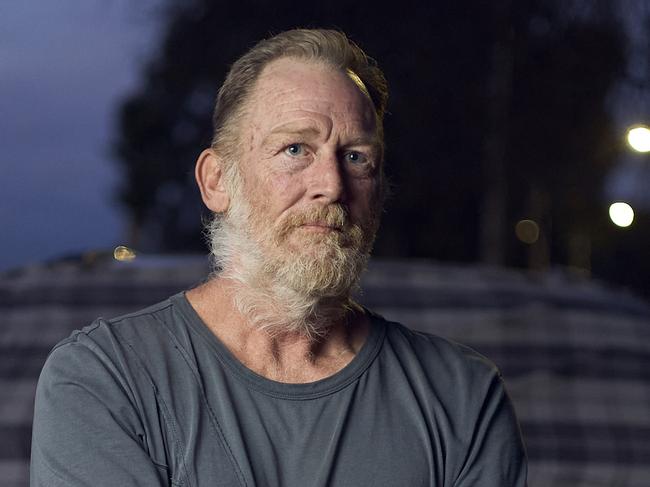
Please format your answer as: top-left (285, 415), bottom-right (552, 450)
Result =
top-left (2, 1), bottom-right (650, 486)
top-left (2, 0), bottom-right (650, 296)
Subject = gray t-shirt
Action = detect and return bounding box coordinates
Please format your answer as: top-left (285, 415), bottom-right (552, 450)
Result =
top-left (31, 293), bottom-right (527, 486)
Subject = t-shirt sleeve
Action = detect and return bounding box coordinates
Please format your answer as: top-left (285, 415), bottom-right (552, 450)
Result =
top-left (453, 367), bottom-right (528, 487)
top-left (30, 338), bottom-right (170, 486)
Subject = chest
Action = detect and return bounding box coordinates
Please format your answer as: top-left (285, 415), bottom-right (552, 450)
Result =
top-left (144, 371), bottom-right (452, 487)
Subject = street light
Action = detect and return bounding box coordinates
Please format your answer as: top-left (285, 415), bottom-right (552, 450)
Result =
top-left (626, 125), bottom-right (650, 153)
top-left (608, 202), bottom-right (635, 227)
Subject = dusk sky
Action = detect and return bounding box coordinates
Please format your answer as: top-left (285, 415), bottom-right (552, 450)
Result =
top-left (0, 1), bottom-right (163, 272)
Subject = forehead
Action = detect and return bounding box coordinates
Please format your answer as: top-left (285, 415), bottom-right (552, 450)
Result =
top-left (244, 57), bottom-right (377, 134)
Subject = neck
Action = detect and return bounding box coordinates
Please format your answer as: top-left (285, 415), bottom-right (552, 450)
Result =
top-left (228, 274), bottom-right (357, 340)
top-left (186, 277), bottom-right (369, 383)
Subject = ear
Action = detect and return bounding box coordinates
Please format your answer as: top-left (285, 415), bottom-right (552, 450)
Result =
top-left (195, 148), bottom-right (230, 213)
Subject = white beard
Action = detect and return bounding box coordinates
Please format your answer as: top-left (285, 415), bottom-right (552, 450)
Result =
top-left (206, 181), bottom-right (379, 339)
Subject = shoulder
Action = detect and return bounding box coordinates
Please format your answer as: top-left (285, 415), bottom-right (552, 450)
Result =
top-left (372, 313), bottom-right (508, 418)
top-left (49, 295), bottom-right (181, 360)
top-left (34, 295), bottom-right (191, 439)
top-left (371, 314), bottom-right (527, 485)
top-left (31, 300), bottom-right (185, 485)
top-left (379, 315), bottom-right (502, 383)
top-left (32, 301), bottom-right (179, 429)
top-left (39, 294), bottom-right (190, 395)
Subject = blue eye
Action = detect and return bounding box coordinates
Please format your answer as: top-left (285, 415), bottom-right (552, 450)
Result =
top-left (344, 151), bottom-right (367, 164)
top-left (284, 143), bottom-right (304, 157)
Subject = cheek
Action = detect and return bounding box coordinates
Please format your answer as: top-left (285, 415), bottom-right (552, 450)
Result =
top-left (349, 179), bottom-right (380, 219)
top-left (256, 172), bottom-right (304, 216)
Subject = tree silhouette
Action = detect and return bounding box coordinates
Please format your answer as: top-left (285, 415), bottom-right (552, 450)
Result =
top-left (114, 0), bottom-right (627, 281)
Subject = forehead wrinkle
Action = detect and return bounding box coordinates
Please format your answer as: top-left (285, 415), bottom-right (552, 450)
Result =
top-left (261, 129), bottom-right (319, 150)
top-left (255, 69), bottom-right (370, 115)
top-left (268, 117), bottom-right (326, 137)
top-left (245, 59), bottom-right (380, 149)
top-left (339, 132), bottom-right (381, 148)
top-left (257, 116), bottom-right (329, 150)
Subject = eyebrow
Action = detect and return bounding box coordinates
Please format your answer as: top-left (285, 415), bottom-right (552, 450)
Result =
top-left (262, 123), bottom-right (322, 145)
top-left (262, 122), bottom-right (381, 150)
top-left (342, 134), bottom-right (381, 148)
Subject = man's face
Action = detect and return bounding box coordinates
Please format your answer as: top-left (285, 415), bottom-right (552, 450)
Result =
top-left (224, 57), bottom-right (383, 295)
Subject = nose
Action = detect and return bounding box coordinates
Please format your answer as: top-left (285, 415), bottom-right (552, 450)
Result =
top-left (308, 150), bottom-right (346, 203)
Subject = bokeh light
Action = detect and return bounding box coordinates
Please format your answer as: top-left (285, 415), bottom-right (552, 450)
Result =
top-left (626, 125), bottom-right (650, 153)
top-left (608, 202), bottom-right (634, 227)
top-left (515, 220), bottom-right (540, 244)
top-left (113, 245), bottom-right (137, 262)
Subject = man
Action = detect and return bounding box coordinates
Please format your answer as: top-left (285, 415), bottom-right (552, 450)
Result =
top-left (31, 29), bottom-right (527, 486)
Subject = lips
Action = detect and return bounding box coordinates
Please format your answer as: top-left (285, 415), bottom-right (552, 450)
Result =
top-left (297, 225), bottom-right (339, 236)
top-left (299, 222), bottom-right (343, 231)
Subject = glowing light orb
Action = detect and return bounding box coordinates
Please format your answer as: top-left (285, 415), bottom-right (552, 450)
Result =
top-left (113, 245), bottom-right (137, 261)
top-left (608, 202), bottom-right (634, 227)
top-left (626, 125), bottom-right (650, 153)
top-left (515, 219), bottom-right (540, 244)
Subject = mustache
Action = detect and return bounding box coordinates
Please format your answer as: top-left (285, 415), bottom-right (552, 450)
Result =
top-left (284, 204), bottom-right (349, 229)
top-left (274, 204), bottom-right (352, 241)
